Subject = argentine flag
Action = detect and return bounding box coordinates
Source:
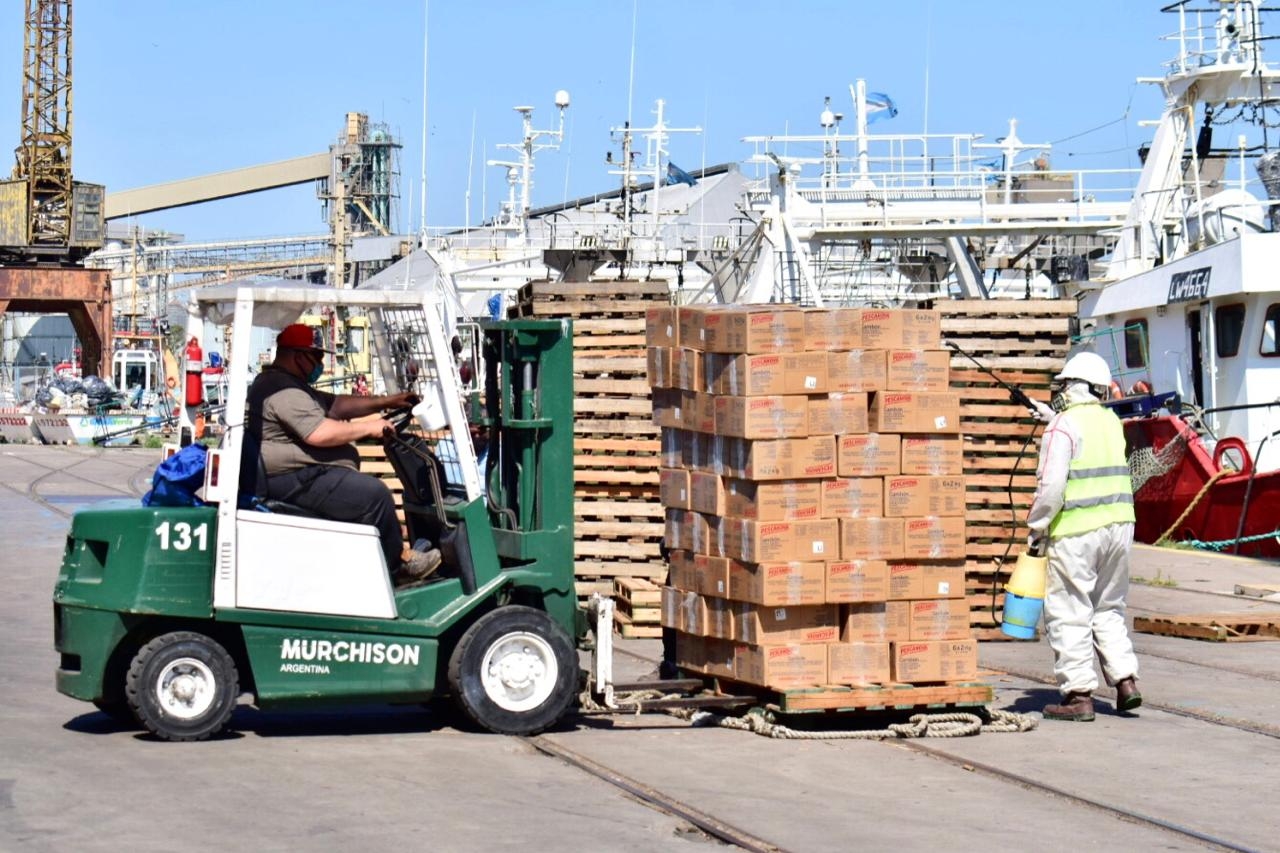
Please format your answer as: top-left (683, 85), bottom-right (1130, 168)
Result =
top-left (666, 162), bottom-right (698, 187)
top-left (862, 90), bottom-right (898, 124)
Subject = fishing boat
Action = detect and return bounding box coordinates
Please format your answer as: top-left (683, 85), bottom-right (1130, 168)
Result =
top-left (31, 411), bottom-right (149, 447)
top-left (1077, 0), bottom-right (1280, 557)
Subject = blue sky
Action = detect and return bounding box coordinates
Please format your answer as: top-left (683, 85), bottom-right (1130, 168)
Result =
top-left (0, 1), bottom-right (1178, 243)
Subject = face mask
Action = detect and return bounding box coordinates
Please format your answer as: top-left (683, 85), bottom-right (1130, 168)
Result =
top-left (307, 362), bottom-right (324, 384)
top-left (1050, 381), bottom-right (1068, 413)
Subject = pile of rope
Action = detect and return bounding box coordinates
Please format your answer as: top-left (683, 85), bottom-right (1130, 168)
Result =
top-left (674, 706), bottom-right (1037, 740)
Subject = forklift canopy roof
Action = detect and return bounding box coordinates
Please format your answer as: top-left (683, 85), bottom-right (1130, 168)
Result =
top-left (192, 281), bottom-right (438, 328)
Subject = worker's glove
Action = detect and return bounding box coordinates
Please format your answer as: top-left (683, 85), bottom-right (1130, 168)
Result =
top-left (1027, 532), bottom-right (1048, 557)
top-left (1028, 398), bottom-right (1056, 424)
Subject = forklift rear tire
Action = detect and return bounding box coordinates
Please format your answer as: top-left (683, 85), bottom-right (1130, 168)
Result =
top-left (448, 606), bottom-right (577, 735)
top-left (126, 631), bottom-right (240, 742)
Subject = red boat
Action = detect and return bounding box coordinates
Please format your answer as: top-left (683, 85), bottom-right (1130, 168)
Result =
top-left (1124, 415), bottom-right (1280, 559)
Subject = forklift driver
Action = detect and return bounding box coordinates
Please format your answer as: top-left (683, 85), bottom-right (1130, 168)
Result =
top-left (246, 324), bottom-right (442, 586)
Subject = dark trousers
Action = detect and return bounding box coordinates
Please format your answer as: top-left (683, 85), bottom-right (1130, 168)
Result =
top-left (266, 465), bottom-right (402, 572)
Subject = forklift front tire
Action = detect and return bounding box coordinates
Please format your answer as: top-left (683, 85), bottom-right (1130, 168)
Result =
top-left (448, 606), bottom-right (577, 735)
top-left (126, 631), bottom-right (240, 742)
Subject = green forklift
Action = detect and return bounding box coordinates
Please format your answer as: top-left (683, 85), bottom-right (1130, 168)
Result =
top-left (53, 285), bottom-right (590, 740)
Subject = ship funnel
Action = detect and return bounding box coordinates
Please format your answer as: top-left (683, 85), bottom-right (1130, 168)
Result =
top-left (1256, 150), bottom-right (1280, 231)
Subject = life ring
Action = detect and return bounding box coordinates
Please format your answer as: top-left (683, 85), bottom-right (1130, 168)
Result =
top-left (1129, 379), bottom-right (1152, 395)
top-left (165, 376), bottom-right (177, 390)
top-left (1108, 380), bottom-right (1123, 400)
top-left (1213, 436), bottom-right (1253, 477)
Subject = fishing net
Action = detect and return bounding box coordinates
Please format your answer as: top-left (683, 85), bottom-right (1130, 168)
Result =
top-left (1126, 420), bottom-right (1195, 498)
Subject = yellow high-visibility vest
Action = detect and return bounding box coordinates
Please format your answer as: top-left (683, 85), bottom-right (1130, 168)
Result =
top-left (1048, 403), bottom-right (1136, 538)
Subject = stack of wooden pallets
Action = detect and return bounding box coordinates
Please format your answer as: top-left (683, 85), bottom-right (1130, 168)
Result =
top-left (511, 280), bottom-right (671, 625)
top-left (940, 299), bottom-right (1075, 639)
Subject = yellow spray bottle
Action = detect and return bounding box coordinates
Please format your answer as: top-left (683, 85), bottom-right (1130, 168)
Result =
top-left (1001, 541), bottom-right (1048, 639)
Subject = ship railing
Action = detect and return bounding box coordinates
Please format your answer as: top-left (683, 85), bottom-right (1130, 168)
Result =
top-left (1159, 1), bottom-right (1272, 75)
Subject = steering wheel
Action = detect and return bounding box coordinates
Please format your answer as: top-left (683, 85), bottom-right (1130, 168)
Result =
top-left (384, 406), bottom-right (416, 435)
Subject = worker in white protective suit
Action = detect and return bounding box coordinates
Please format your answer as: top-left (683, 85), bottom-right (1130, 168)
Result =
top-left (1026, 352), bottom-right (1142, 721)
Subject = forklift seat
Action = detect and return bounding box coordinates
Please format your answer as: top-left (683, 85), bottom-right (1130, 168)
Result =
top-left (237, 428), bottom-right (322, 519)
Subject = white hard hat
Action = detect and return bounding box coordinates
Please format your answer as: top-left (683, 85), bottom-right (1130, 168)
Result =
top-left (1055, 351), bottom-right (1112, 387)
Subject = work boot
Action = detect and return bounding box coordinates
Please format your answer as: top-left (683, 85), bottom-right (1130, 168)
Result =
top-left (1043, 692), bottom-right (1095, 721)
top-left (396, 548), bottom-right (442, 586)
top-left (1115, 677), bottom-right (1143, 711)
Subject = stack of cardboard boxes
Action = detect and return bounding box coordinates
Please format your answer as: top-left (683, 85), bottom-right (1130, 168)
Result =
top-left (647, 304), bottom-right (979, 691)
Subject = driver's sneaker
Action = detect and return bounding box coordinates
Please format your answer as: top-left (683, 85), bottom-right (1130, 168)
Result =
top-left (396, 548), bottom-right (442, 586)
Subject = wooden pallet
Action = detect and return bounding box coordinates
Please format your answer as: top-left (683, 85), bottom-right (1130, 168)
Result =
top-left (693, 674), bottom-right (993, 713)
top-left (511, 280), bottom-right (670, 595)
top-left (943, 299), bottom-right (1073, 635)
top-left (1133, 613), bottom-right (1280, 642)
top-left (614, 609), bottom-right (664, 638)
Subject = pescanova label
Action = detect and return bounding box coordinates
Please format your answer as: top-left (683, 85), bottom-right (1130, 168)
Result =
top-left (278, 638), bottom-right (421, 674)
top-left (1166, 266), bottom-right (1211, 303)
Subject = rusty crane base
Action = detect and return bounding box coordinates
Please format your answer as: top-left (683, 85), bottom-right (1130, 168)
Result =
top-left (0, 267), bottom-right (113, 378)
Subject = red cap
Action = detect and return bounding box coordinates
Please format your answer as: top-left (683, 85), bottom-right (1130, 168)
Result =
top-left (277, 323), bottom-right (332, 353)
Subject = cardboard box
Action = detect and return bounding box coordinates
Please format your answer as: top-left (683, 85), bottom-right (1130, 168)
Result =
top-left (666, 549), bottom-right (695, 592)
top-left (869, 392), bottom-right (962, 434)
top-left (839, 516), bottom-right (906, 561)
top-left (735, 643), bottom-right (828, 689)
top-left (736, 604), bottom-right (840, 645)
top-left (886, 561), bottom-right (967, 600)
top-left (702, 637), bottom-right (737, 678)
top-left (692, 553), bottom-right (732, 598)
top-left (842, 601), bottom-right (911, 643)
top-left (677, 305), bottom-right (721, 351)
top-left (724, 479), bottom-right (821, 522)
top-left (891, 639), bottom-right (979, 683)
top-left (661, 585), bottom-right (681, 629)
top-left (686, 430), bottom-right (713, 472)
top-left (708, 351), bottom-right (828, 396)
top-left (690, 471), bottom-right (726, 516)
top-left (837, 433), bottom-right (901, 477)
top-left (646, 306), bottom-right (681, 348)
top-left (673, 347), bottom-right (704, 392)
top-left (886, 350), bottom-right (950, 391)
top-left (729, 560), bottom-right (826, 606)
top-left (859, 308), bottom-right (942, 349)
top-left (807, 391), bottom-right (869, 436)
top-left (665, 509), bottom-right (712, 555)
top-left (647, 346), bottom-right (673, 389)
top-left (679, 591), bottom-right (708, 636)
top-left (652, 388), bottom-right (682, 429)
top-left (683, 390), bottom-right (717, 434)
top-left (902, 516), bottom-right (967, 560)
top-left (703, 306), bottom-right (806, 354)
top-left (717, 518), bottom-right (794, 563)
top-left (909, 598), bottom-right (971, 641)
top-left (706, 596), bottom-right (736, 640)
top-left (674, 630), bottom-right (705, 672)
top-left (804, 307), bottom-right (862, 351)
top-left (659, 468), bottom-right (690, 509)
top-left (792, 519), bottom-right (841, 562)
top-left (900, 435), bottom-right (964, 475)
top-left (883, 476), bottom-right (967, 518)
top-left (827, 641), bottom-right (891, 685)
top-left (825, 560), bottom-right (890, 603)
top-left (714, 395), bottom-right (809, 439)
top-left (714, 435), bottom-right (836, 481)
top-left (827, 350), bottom-right (887, 392)
top-left (660, 427), bottom-right (684, 468)
top-left (821, 477), bottom-right (884, 518)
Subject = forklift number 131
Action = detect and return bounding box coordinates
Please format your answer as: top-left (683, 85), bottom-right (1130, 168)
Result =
top-left (155, 521), bottom-right (209, 551)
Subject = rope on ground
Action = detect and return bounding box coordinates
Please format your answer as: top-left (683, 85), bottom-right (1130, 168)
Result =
top-left (1182, 527), bottom-right (1280, 551)
top-left (669, 706), bottom-right (1037, 739)
top-left (1154, 468), bottom-right (1230, 546)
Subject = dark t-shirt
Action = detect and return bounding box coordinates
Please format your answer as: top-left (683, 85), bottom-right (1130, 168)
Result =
top-left (246, 366), bottom-right (359, 475)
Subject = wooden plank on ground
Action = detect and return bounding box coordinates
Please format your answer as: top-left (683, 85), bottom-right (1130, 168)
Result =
top-left (1133, 613), bottom-right (1280, 641)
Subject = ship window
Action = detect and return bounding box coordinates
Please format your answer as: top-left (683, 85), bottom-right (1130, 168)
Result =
top-left (1263, 304), bottom-right (1279, 357)
top-left (1123, 320), bottom-right (1148, 369)
top-left (1215, 303), bottom-right (1246, 358)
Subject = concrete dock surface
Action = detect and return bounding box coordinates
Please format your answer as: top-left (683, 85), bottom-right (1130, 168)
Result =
top-left (2, 445), bottom-right (1279, 852)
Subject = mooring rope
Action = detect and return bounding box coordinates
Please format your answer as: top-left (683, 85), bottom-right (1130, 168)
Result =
top-left (671, 705), bottom-right (1037, 739)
